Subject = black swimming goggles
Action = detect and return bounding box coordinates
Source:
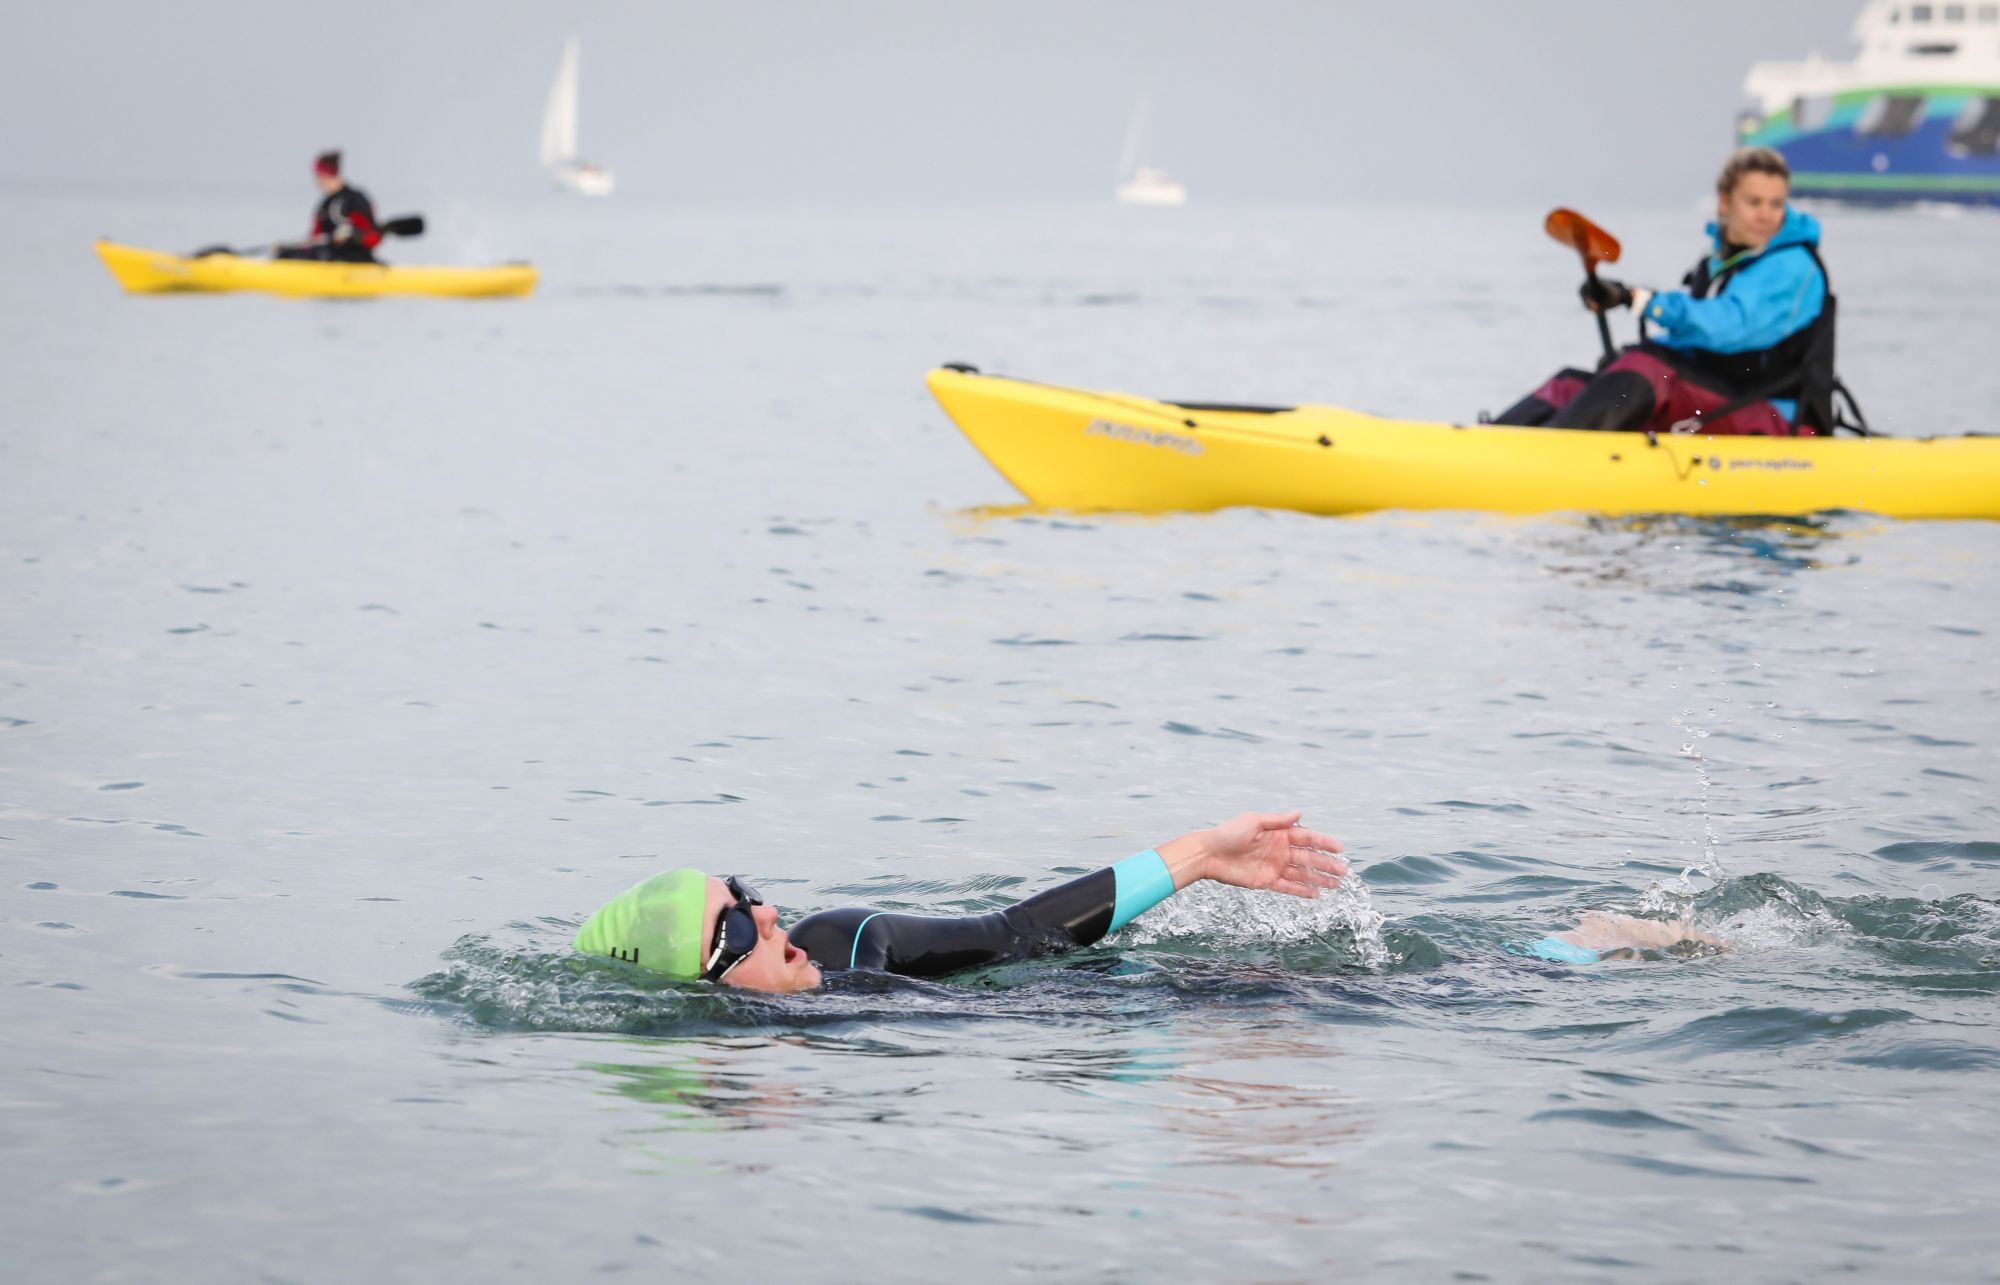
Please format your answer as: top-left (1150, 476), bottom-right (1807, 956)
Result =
top-left (699, 875), bottom-right (763, 983)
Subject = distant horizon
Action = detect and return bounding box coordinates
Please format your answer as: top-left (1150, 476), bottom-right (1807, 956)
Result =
top-left (4, 175), bottom-right (1741, 218)
top-left (5, 1), bottom-right (1862, 208)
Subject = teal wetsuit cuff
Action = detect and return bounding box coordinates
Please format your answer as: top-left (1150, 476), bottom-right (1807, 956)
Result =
top-left (1520, 936), bottom-right (1600, 965)
top-left (1109, 849), bottom-right (1175, 933)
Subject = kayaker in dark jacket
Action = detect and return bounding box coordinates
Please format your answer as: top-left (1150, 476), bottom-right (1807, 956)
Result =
top-left (276, 150), bottom-right (382, 263)
top-left (1495, 147), bottom-right (1833, 436)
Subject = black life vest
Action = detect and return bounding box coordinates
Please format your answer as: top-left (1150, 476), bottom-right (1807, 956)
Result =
top-left (1661, 242), bottom-right (1841, 435)
top-left (311, 185), bottom-right (380, 256)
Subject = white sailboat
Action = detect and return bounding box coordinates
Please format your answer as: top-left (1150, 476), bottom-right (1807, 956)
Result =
top-left (1114, 96), bottom-right (1186, 206)
top-left (541, 36), bottom-right (615, 197)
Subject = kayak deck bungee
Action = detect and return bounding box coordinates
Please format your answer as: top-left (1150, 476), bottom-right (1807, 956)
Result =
top-left (926, 366), bottom-right (2000, 521)
top-left (93, 240), bottom-right (537, 299)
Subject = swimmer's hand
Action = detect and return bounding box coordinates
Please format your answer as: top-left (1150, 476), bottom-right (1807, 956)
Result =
top-left (1556, 911), bottom-right (1725, 954)
top-left (1159, 810), bottom-right (1348, 899)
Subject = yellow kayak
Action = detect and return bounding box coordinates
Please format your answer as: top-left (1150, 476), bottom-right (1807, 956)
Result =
top-left (927, 366), bottom-right (2000, 521)
top-left (94, 240), bottom-right (537, 299)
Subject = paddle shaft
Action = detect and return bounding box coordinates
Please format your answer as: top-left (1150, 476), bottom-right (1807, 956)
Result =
top-left (192, 214), bottom-right (424, 259)
top-left (194, 241), bottom-right (280, 259)
top-left (1575, 238), bottom-right (1617, 364)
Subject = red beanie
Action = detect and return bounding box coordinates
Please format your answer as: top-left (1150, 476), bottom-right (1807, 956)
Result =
top-left (314, 151), bottom-right (341, 178)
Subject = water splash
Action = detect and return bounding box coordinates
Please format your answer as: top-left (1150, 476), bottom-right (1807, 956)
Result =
top-left (409, 933), bottom-right (757, 1035)
top-left (1669, 698), bottom-right (1726, 888)
top-left (1572, 874), bottom-right (2000, 967)
top-left (1681, 873), bottom-right (2000, 968)
top-left (1117, 875), bottom-right (1391, 970)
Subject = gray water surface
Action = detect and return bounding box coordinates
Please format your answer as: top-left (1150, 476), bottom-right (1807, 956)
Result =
top-left (3, 193), bottom-right (1998, 1282)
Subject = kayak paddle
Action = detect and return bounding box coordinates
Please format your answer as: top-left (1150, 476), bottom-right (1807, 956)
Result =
top-left (1544, 208), bottom-right (1621, 365)
top-left (191, 214), bottom-right (426, 259)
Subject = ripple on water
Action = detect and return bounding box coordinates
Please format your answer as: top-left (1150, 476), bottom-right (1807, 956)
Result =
top-left (1158, 721), bottom-right (1266, 742)
top-left (1839, 1039), bottom-right (2000, 1072)
top-left (1440, 873), bottom-right (1595, 904)
top-left (1528, 1106), bottom-right (1694, 1132)
top-left (1353, 853), bottom-right (1456, 886)
top-left (1871, 839), bottom-right (2000, 869)
top-left (1636, 1005), bottom-right (1917, 1058)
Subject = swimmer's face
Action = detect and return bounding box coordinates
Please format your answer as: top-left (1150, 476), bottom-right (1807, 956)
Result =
top-left (703, 875), bottom-right (822, 993)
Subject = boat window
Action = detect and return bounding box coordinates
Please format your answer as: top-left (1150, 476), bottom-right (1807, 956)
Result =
top-left (1950, 96), bottom-right (2000, 154)
top-left (1909, 2), bottom-right (1932, 18)
top-left (1980, 3), bottom-right (1998, 18)
top-left (1791, 96), bottom-right (1836, 131)
top-left (1909, 40), bottom-right (1960, 50)
top-left (1944, 2), bottom-right (1965, 18)
top-left (1857, 94), bottom-right (1928, 135)
top-left (1889, 5), bottom-right (1900, 20)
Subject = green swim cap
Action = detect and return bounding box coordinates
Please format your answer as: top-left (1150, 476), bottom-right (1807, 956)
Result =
top-left (574, 868), bottom-right (710, 978)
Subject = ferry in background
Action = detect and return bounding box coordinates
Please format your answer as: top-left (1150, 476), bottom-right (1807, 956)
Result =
top-left (1739, 0), bottom-right (2000, 205)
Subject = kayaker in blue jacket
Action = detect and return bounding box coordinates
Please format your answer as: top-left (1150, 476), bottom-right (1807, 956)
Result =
top-left (1495, 147), bottom-right (1837, 436)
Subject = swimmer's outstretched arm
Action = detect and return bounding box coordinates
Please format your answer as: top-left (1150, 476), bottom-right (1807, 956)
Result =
top-left (1521, 912), bottom-right (1726, 964)
top-left (789, 811), bottom-right (1348, 977)
top-left (1153, 810), bottom-right (1350, 901)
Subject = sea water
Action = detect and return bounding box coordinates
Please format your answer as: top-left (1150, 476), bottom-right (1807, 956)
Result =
top-left (3, 189), bottom-right (1997, 1281)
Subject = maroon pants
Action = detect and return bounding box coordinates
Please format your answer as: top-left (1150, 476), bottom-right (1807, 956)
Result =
top-left (1516, 348), bottom-right (1807, 437)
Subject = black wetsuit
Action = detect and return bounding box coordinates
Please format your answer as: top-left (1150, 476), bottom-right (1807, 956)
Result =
top-left (279, 184), bottom-right (381, 262)
top-left (789, 850), bottom-right (1176, 978)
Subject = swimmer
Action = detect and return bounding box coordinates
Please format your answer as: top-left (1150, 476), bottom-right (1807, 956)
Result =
top-left (573, 809), bottom-right (1725, 989)
top-left (573, 810), bottom-right (1349, 992)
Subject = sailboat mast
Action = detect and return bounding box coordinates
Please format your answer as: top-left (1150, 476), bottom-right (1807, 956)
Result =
top-left (1117, 96), bottom-right (1149, 182)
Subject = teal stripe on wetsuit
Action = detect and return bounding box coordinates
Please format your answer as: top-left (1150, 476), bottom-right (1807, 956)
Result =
top-left (1109, 849), bottom-right (1175, 932)
top-left (848, 913), bottom-right (885, 969)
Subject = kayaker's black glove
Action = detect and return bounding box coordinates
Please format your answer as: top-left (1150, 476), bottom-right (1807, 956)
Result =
top-left (1580, 278), bottom-right (1635, 313)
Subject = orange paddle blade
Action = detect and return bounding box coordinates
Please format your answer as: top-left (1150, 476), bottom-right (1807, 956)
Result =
top-left (1544, 208), bottom-right (1621, 265)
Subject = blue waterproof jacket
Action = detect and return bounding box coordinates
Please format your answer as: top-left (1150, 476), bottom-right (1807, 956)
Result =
top-left (1641, 207), bottom-right (1825, 356)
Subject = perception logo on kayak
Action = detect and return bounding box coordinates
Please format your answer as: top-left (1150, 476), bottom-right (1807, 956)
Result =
top-left (1085, 419), bottom-right (1203, 456)
top-left (1727, 458), bottom-right (1814, 472)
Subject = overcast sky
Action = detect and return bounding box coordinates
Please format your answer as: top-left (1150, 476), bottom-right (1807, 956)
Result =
top-left (2, 0), bottom-right (1860, 207)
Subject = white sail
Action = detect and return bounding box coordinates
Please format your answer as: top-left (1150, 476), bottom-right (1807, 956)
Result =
top-left (540, 36), bottom-right (614, 196)
top-left (540, 37), bottom-right (580, 167)
top-left (1114, 94), bottom-right (1185, 206)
